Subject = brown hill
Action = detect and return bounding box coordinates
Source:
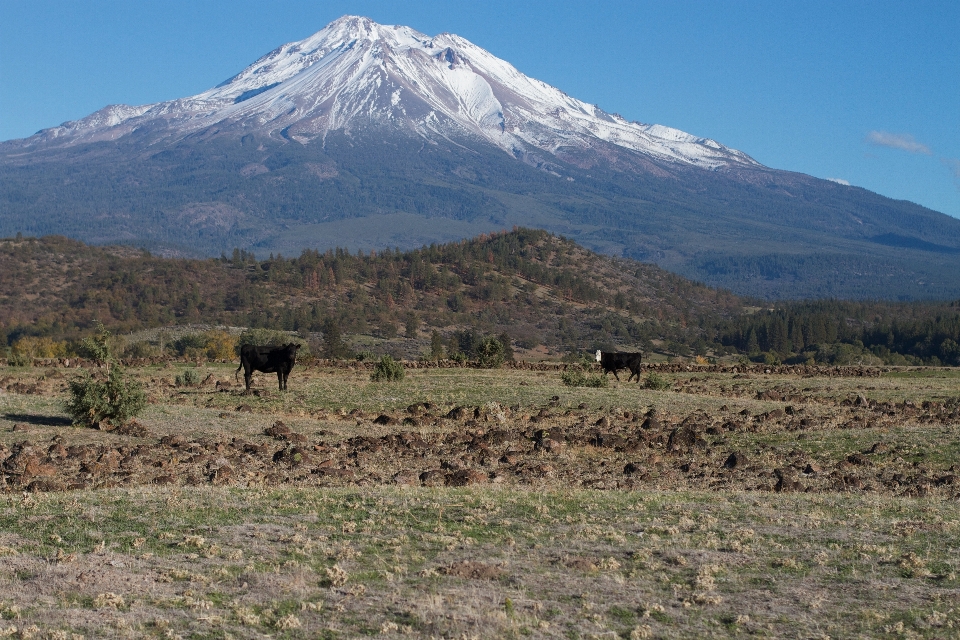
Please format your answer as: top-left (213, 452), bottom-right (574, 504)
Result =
top-left (0, 229), bottom-right (744, 358)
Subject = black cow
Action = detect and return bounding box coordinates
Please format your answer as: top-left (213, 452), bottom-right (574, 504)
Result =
top-left (235, 343), bottom-right (301, 391)
top-left (595, 349), bottom-right (643, 382)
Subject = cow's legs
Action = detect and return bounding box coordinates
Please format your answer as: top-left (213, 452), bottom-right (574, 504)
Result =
top-left (277, 371), bottom-right (284, 391)
top-left (244, 366), bottom-right (253, 391)
top-left (612, 370), bottom-right (621, 381)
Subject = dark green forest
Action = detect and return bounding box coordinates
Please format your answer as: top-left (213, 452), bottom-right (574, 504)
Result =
top-left (716, 300), bottom-right (960, 366)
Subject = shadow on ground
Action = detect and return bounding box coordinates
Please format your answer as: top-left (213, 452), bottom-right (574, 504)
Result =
top-left (4, 413), bottom-right (73, 427)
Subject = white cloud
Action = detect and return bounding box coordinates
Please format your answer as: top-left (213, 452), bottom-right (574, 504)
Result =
top-left (826, 178), bottom-right (850, 185)
top-left (865, 130), bottom-right (932, 155)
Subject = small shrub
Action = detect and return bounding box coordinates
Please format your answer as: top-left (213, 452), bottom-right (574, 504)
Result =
top-left (583, 375), bottom-right (608, 388)
top-left (371, 355), bottom-right (404, 382)
top-left (65, 323), bottom-right (146, 427)
top-left (123, 341), bottom-right (159, 359)
top-left (355, 350), bottom-right (376, 362)
top-left (11, 336), bottom-right (67, 359)
top-left (561, 369), bottom-right (608, 388)
top-left (643, 373), bottom-right (672, 391)
top-left (203, 330), bottom-right (236, 360)
top-left (65, 366), bottom-right (147, 427)
top-left (476, 337), bottom-right (505, 368)
top-left (175, 368), bottom-right (201, 387)
top-left (172, 333), bottom-right (208, 357)
top-left (7, 350), bottom-right (30, 367)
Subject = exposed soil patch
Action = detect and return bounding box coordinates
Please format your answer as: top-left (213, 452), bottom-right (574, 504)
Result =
top-left (2, 396), bottom-right (957, 499)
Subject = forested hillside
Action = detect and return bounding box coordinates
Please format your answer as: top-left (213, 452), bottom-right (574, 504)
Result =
top-left (0, 230), bottom-right (740, 359)
top-left (4, 230), bottom-right (960, 366)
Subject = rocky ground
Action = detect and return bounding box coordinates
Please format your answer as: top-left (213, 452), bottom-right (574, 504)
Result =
top-left (2, 360), bottom-right (958, 499)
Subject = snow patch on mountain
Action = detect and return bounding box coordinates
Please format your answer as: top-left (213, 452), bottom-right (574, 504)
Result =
top-left (20, 15), bottom-right (759, 170)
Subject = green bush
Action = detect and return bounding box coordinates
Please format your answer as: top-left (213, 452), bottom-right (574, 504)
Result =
top-left (643, 373), bottom-right (672, 391)
top-left (64, 322), bottom-right (146, 427)
top-left (123, 341), bottom-right (159, 359)
top-left (65, 366), bottom-right (146, 427)
top-left (7, 350), bottom-right (30, 367)
top-left (175, 368), bottom-right (201, 387)
top-left (371, 355), bottom-right (404, 382)
top-left (560, 367), bottom-right (608, 388)
top-left (476, 337), bottom-right (505, 368)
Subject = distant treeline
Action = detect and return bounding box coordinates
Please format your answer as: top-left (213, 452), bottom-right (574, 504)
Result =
top-left (0, 230), bottom-right (736, 359)
top-left (3, 231), bottom-right (960, 365)
top-left (716, 300), bottom-right (960, 365)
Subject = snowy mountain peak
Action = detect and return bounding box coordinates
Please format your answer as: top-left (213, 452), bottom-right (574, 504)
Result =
top-left (20, 16), bottom-right (759, 170)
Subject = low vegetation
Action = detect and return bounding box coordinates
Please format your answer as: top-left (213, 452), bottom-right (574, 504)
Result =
top-left (1, 360), bottom-right (960, 637)
top-left (63, 324), bottom-right (145, 428)
top-left (371, 355), bottom-right (404, 382)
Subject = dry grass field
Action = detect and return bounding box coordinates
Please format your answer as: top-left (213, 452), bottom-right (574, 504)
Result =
top-left (1, 361), bottom-right (960, 638)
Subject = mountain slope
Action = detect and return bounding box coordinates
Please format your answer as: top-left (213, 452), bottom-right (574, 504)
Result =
top-left (14, 16), bottom-right (756, 172)
top-left (3, 16), bottom-right (960, 300)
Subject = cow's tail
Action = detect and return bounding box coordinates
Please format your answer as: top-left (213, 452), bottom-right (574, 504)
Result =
top-left (235, 362), bottom-right (242, 383)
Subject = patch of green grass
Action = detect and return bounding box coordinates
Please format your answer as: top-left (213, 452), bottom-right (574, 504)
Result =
top-left (884, 369), bottom-right (960, 379)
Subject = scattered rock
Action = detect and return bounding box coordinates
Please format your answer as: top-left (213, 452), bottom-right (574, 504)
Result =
top-left (563, 557), bottom-right (598, 572)
top-left (419, 470), bottom-right (447, 487)
top-left (868, 442), bottom-right (890, 455)
top-left (667, 426), bottom-right (706, 451)
top-left (114, 420), bottom-right (148, 437)
top-left (803, 462), bottom-right (822, 474)
top-left (159, 435), bottom-right (186, 447)
top-left (723, 452), bottom-right (749, 469)
top-left (446, 469), bottom-right (487, 486)
top-left (774, 468), bottom-right (803, 492)
top-left (445, 407), bottom-right (469, 420)
top-left (265, 422), bottom-right (292, 439)
top-left (846, 453), bottom-right (871, 466)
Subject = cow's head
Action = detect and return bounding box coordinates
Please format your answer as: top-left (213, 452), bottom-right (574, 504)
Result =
top-left (595, 349), bottom-right (602, 362)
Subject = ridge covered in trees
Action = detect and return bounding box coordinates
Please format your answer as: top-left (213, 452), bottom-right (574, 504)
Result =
top-left (2, 230), bottom-right (960, 365)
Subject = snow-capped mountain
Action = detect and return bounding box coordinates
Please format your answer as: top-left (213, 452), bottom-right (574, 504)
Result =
top-left (6, 15), bottom-right (960, 300)
top-left (26, 16), bottom-right (757, 171)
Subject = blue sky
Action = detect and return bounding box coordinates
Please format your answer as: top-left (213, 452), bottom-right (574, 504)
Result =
top-left (2, 0), bottom-right (958, 218)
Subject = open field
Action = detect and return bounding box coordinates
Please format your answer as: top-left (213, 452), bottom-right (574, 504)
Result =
top-left (1, 362), bottom-right (960, 638)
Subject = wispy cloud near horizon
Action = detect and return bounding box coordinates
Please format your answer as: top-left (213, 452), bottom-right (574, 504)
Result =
top-left (866, 130), bottom-right (932, 155)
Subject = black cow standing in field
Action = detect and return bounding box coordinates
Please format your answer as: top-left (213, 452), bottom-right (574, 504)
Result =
top-left (235, 343), bottom-right (301, 391)
top-left (595, 349), bottom-right (643, 382)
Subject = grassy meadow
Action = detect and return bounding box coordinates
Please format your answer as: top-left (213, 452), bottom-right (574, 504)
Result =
top-left (0, 362), bottom-right (959, 638)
